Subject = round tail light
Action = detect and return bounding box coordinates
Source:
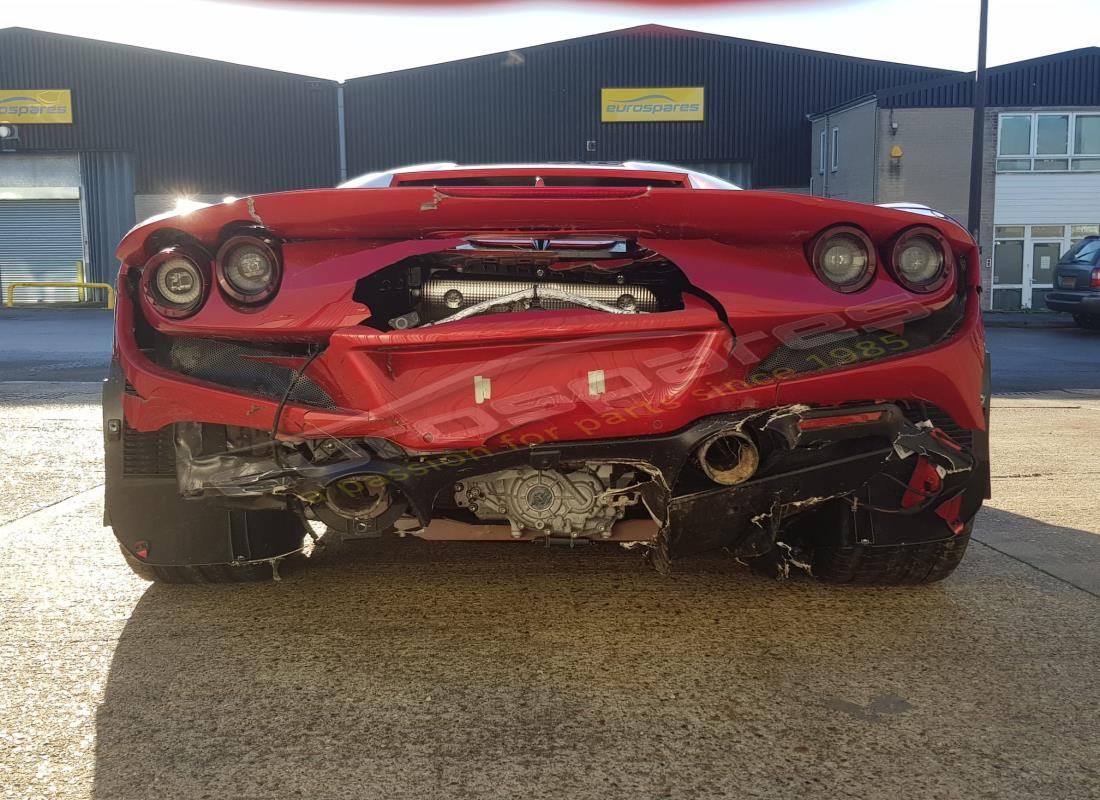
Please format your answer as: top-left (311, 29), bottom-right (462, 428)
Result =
top-left (808, 226), bottom-right (876, 293)
top-left (141, 248), bottom-right (208, 318)
top-left (216, 235), bottom-right (281, 304)
top-left (890, 227), bottom-right (951, 292)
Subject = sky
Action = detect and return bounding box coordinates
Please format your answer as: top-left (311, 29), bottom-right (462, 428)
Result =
top-left (4, 0), bottom-right (1098, 80)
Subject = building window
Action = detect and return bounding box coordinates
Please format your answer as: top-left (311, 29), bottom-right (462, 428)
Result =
top-left (999, 115), bottom-right (1031, 158)
top-left (997, 112), bottom-right (1100, 172)
top-left (830, 127), bottom-right (839, 172)
top-left (819, 129), bottom-right (826, 175)
top-left (1073, 114), bottom-right (1100, 171)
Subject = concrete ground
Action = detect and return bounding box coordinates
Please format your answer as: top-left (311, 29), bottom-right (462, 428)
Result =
top-left (0, 314), bottom-right (1097, 799)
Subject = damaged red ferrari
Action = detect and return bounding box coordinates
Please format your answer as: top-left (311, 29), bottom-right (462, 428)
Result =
top-left (103, 162), bottom-right (990, 584)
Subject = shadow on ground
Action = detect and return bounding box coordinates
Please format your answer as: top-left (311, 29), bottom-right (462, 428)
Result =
top-left (973, 505), bottom-right (1100, 595)
top-left (92, 512), bottom-right (1099, 799)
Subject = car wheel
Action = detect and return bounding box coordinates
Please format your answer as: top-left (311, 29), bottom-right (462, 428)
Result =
top-left (1073, 314), bottom-right (1100, 330)
top-left (808, 526), bottom-right (971, 585)
top-left (749, 502), bottom-right (973, 585)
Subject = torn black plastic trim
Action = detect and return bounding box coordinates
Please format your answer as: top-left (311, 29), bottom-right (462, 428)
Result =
top-left (173, 404), bottom-right (978, 571)
top-left (103, 360), bottom-right (308, 568)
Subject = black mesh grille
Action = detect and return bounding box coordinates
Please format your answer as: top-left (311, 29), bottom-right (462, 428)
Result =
top-left (752, 295), bottom-right (965, 382)
top-left (159, 337), bottom-right (336, 409)
top-left (122, 424), bottom-right (176, 477)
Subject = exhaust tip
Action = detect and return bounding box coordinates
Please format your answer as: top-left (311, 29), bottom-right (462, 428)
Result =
top-left (697, 431), bottom-right (759, 486)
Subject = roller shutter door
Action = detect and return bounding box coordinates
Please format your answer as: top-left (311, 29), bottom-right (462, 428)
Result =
top-left (0, 200), bottom-right (85, 303)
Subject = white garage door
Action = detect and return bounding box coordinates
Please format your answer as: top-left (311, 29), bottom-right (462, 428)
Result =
top-left (0, 200), bottom-right (85, 303)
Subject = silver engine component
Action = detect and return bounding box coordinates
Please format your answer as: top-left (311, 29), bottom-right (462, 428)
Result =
top-left (454, 465), bottom-right (638, 539)
top-left (420, 278), bottom-right (657, 321)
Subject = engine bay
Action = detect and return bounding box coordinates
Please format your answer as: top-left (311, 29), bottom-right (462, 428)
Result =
top-left (353, 238), bottom-right (689, 330)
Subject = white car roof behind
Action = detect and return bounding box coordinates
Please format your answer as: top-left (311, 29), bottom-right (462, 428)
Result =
top-left (339, 161), bottom-right (740, 190)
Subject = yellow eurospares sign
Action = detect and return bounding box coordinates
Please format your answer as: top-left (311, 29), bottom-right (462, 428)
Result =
top-left (0, 90), bottom-right (73, 124)
top-left (601, 87), bottom-right (704, 122)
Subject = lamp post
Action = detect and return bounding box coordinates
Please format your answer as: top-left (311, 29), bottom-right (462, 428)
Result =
top-left (967, 0), bottom-right (990, 238)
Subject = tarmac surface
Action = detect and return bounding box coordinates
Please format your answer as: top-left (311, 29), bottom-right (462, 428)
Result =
top-left (2, 307), bottom-right (1098, 389)
top-left (0, 309), bottom-right (113, 382)
top-left (0, 311), bottom-right (1097, 799)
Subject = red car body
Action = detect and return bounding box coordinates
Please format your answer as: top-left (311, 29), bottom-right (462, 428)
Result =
top-left (103, 163), bottom-right (989, 584)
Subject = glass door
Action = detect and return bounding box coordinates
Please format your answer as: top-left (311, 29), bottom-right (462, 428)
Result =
top-left (1029, 231), bottom-right (1064, 310)
top-left (992, 228), bottom-right (1024, 310)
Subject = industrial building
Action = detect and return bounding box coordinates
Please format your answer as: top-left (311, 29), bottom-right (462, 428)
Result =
top-left (0, 27), bottom-right (339, 302)
top-left (6, 23), bottom-right (1089, 311)
top-left (810, 47), bottom-right (1100, 310)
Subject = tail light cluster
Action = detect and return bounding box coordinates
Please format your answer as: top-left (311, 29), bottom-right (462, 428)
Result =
top-left (1091, 268), bottom-right (1100, 289)
top-left (807, 225), bottom-right (954, 294)
top-left (141, 248), bottom-right (207, 318)
top-left (141, 233), bottom-right (281, 318)
top-left (216, 235), bottom-right (281, 304)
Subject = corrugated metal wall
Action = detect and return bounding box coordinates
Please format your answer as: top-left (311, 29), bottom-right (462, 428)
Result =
top-left (342, 28), bottom-right (954, 188)
top-left (0, 27), bottom-right (340, 194)
top-left (878, 47), bottom-right (1100, 109)
top-left (3, 26), bottom-right (1094, 198)
top-left (80, 151), bottom-right (134, 293)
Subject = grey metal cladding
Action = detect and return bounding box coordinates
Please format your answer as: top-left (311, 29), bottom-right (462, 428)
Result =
top-left (0, 27), bottom-right (340, 194)
top-left (878, 47), bottom-right (1100, 109)
top-left (79, 151), bottom-right (135, 287)
top-left (340, 27), bottom-right (955, 188)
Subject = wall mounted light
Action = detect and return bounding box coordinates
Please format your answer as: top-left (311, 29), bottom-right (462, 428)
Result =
top-left (0, 123), bottom-right (18, 152)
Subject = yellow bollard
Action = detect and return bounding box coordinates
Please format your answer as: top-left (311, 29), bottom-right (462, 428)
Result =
top-left (76, 260), bottom-right (86, 303)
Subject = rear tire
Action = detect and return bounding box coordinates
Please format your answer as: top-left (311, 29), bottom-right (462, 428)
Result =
top-left (1073, 314), bottom-right (1100, 330)
top-left (810, 529), bottom-right (971, 585)
top-left (119, 544), bottom-right (282, 584)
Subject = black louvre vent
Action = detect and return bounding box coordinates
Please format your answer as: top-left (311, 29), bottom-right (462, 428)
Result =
top-left (122, 424), bottom-right (176, 477)
top-left (752, 295), bottom-right (965, 382)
